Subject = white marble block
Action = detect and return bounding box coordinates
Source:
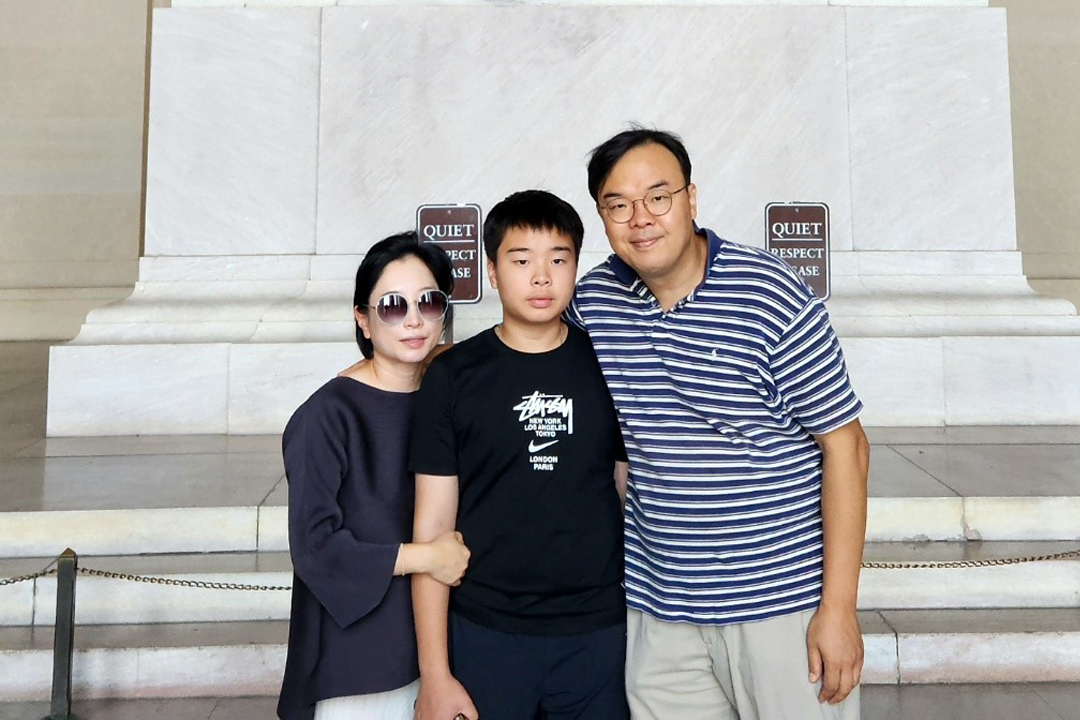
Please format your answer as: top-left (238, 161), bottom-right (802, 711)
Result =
top-left (847, 8), bottom-right (1016, 251)
top-left (316, 4), bottom-right (853, 255)
top-left (227, 342), bottom-right (359, 434)
top-left (47, 344), bottom-right (230, 435)
top-left (943, 337), bottom-right (1080, 424)
top-left (842, 338), bottom-right (945, 426)
top-left (144, 9), bottom-right (321, 257)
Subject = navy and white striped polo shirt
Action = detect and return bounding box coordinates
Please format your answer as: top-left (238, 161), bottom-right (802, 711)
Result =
top-left (569, 228), bottom-right (862, 625)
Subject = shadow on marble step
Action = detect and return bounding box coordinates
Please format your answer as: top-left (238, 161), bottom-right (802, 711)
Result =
top-left (5, 610), bottom-right (1080, 700)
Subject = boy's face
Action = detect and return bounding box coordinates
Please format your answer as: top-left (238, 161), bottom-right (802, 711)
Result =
top-left (487, 226), bottom-right (577, 329)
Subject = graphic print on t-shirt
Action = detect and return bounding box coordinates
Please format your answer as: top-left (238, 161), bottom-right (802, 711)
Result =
top-left (512, 391), bottom-right (574, 472)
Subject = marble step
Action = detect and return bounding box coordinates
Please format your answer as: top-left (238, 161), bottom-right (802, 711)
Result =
top-left (1, 542), bottom-right (1078, 627)
top-left (2, 609), bottom-right (1080, 701)
top-left (858, 541), bottom-right (1080, 610)
top-left (3, 487), bottom-right (1079, 558)
top-left (4, 430), bottom-right (1078, 556)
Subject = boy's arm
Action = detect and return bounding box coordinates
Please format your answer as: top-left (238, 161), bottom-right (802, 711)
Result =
top-left (413, 472), bottom-right (478, 720)
top-left (807, 418), bottom-right (870, 705)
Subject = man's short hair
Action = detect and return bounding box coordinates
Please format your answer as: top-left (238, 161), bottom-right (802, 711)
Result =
top-left (483, 189), bottom-right (584, 262)
top-left (586, 126), bottom-right (693, 201)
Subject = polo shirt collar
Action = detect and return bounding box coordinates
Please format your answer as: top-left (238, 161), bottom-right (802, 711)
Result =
top-left (607, 225), bottom-right (722, 290)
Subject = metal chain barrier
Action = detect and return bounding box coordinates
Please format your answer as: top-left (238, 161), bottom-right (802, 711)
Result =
top-left (4, 549), bottom-right (1080, 590)
top-left (76, 566), bottom-right (291, 591)
top-left (0, 561), bottom-right (289, 591)
top-left (0, 561), bottom-right (57, 587)
top-left (861, 547), bottom-right (1080, 570)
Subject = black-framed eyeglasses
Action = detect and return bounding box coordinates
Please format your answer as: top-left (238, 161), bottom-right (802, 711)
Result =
top-left (600, 185), bottom-right (688, 224)
top-left (369, 290), bottom-right (449, 326)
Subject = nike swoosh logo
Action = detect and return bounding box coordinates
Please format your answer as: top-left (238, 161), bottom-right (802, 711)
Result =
top-left (528, 439), bottom-right (560, 453)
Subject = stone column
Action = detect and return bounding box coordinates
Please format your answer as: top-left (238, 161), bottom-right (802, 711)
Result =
top-left (0, 0), bottom-right (149, 341)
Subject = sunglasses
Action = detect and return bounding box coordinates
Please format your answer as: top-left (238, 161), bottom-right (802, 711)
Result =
top-left (372, 290), bottom-right (449, 326)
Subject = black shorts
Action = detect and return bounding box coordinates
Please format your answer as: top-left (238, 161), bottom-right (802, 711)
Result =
top-left (449, 613), bottom-right (629, 720)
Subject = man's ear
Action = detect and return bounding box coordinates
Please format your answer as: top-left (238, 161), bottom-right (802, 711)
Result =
top-left (353, 306), bottom-right (371, 339)
top-left (687, 182), bottom-right (698, 222)
top-left (487, 258), bottom-right (498, 290)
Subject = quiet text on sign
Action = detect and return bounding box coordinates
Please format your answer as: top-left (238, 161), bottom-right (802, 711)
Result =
top-left (416, 204), bottom-right (483, 304)
top-left (765, 203), bottom-right (830, 301)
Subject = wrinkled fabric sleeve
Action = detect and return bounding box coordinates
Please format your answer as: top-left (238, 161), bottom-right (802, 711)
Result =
top-left (770, 297), bottom-right (863, 435)
top-left (284, 401), bottom-right (399, 629)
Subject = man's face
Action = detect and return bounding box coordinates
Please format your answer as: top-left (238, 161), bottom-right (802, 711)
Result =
top-left (596, 142), bottom-right (698, 283)
top-left (487, 226), bottom-right (578, 328)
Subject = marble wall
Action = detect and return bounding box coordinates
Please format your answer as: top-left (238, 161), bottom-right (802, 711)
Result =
top-left (144, 9), bottom-right (320, 256)
top-left (143, 5), bottom-right (857, 259)
top-left (141, 4), bottom-right (1022, 261)
top-left (46, 2), bottom-right (1080, 433)
top-left (847, 8), bottom-right (1016, 251)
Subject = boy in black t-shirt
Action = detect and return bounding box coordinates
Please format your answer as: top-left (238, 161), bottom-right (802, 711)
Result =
top-left (409, 190), bottom-right (629, 720)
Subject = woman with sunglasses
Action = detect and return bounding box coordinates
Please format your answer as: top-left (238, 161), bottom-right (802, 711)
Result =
top-left (278, 232), bottom-right (470, 720)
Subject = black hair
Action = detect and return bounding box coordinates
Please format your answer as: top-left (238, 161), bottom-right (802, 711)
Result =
top-left (586, 126), bottom-right (692, 201)
top-left (482, 189), bottom-right (584, 262)
top-left (353, 231), bottom-right (454, 358)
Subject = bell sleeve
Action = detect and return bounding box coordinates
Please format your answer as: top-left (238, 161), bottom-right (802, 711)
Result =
top-left (283, 400), bottom-right (399, 629)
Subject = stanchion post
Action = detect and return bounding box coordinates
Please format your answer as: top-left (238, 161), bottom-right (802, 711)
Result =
top-left (43, 548), bottom-right (81, 720)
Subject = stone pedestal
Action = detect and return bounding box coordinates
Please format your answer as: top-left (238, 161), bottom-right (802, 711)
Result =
top-left (47, 2), bottom-right (1080, 435)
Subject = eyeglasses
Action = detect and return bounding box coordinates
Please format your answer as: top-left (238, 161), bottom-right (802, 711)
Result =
top-left (371, 290), bottom-right (449, 325)
top-left (600, 185), bottom-right (688, 224)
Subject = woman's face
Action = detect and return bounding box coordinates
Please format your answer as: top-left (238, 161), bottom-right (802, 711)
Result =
top-left (355, 256), bottom-right (445, 367)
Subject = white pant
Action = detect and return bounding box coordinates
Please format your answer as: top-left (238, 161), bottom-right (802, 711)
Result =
top-left (626, 609), bottom-right (860, 720)
top-left (313, 680), bottom-right (419, 720)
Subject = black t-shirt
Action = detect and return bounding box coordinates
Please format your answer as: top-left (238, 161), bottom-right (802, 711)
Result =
top-left (409, 324), bottom-right (626, 635)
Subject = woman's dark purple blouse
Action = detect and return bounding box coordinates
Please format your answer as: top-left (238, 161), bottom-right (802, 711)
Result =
top-left (277, 377), bottom-right (418, 720)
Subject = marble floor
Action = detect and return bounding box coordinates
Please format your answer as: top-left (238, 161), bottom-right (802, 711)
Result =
top-left (0, 684), bottom-right (1078, 720)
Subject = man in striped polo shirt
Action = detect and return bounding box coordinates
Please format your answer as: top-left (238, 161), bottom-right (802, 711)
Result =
top-left (569, 128), bottom-right (871, 720)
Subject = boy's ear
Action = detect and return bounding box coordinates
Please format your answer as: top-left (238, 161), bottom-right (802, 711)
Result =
top-left (487, 258), bottom-right (498, 290)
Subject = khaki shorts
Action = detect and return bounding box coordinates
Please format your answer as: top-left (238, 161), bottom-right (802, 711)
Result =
top-left (626, 608), bottom-right (860, 720)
